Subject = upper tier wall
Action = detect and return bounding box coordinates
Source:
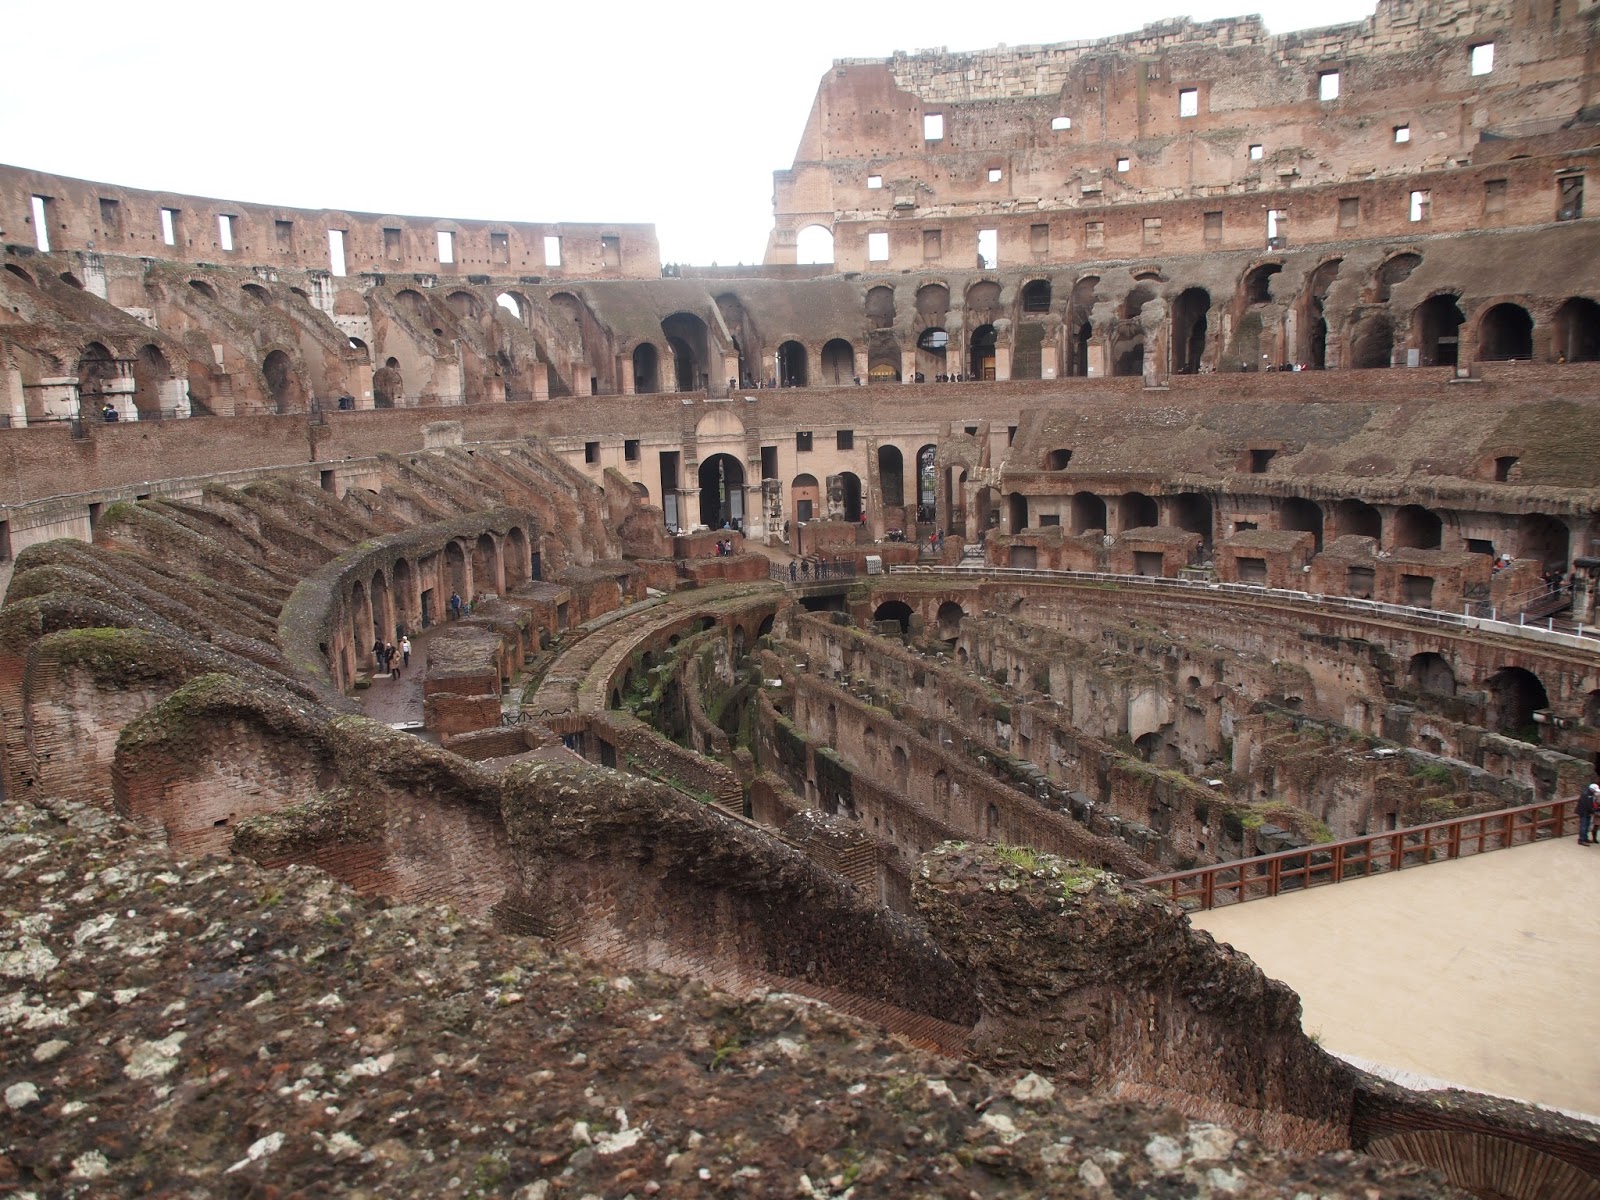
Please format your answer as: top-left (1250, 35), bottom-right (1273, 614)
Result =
top-left (0, 165), bottom-right (661, 280)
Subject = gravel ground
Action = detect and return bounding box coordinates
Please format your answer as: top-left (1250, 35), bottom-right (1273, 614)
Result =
top-left (0, 792), bottom-right (1464, 1199)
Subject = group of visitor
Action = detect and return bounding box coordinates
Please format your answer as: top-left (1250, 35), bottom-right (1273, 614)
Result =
top-left (371, 635), bottom-right (413, 681)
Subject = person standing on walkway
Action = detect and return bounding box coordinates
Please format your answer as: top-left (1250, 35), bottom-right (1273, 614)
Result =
top-left (386, 642), bottom-right (400, 680)
top-left (401, 635), bottom-right (412, 668)
top-left (1578, 779), bottom-right (1598, 845)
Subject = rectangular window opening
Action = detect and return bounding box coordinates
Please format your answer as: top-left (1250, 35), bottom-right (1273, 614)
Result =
top-left (275, 220), bottom-right (294, 252)
top-left (1267, 208), bottom-right (1287, 245)
top-left (584, 440), bottom-right (600, 464)
top-left (601, 235), bottom-right (621, 266)
top-left (867, 231), bottom-right (889, 262)
top-left (490, 231), bottom-right (510, 263)
top-left (1338, 196), bottom-right (1360, 228)
top-left (1029, 223), bottom-right (1049, 255)
top-left (30, 195), bottom-right (50, 252)
top-left (760, 445), bottom-right (778, 479)
top-left (1250, 448), bottom-right (1277, 473)
top-left (99, 197), bottom-right (122, 238)
top-left (218, 214), bottom-right (236, 252)
top-left (327, 228), bottom-right (347, 276)
top-left (1203, 210), bottom-right (1223, 241)
top-left (987, 167), bottom-right (1003, 183)
top-left (1249, 144), bottom-right (1264, 160)
top-left (923, 113), bottom-right (944, 141)
top-left (437, 230), bottom-right (455, 264)
top-left (1484, 178), bottom-right (1507, 214)
top-left (1470, 43), bottom-right (1495, 75)
top-left (1085, 221), bottom-right (1105, 249)
top-left (923, 228), bottom-right (942, 260)
top-left (544, 235), bottom-right (562, 267)
top-left (1116, 157), bottom-right (1130, 172)
top-left (383, 228), bottom-right (402, 261)
top-left (1319, 70), bottom-right (1341, 101)
top-left (160, 207), bottom-right (178, 247)
top-left (836, 429), bottom-right (854, 451)
top-left (1237, 557), bottom-right (1268, 583)
top-left (1558, 174), bottom-right (1584, 221)
top-left (867, 174), bottom-right (883, 189)
top-left (1051, 115), bottom-right (1072, 131)
top-left (1142, 217), bottom-right (1161, 245)
top-left (1394, 124), bottom-right (1411, 143)
top-left (1409, 189), bottom-right (1431, 222)
top-left (977, 228), bottom-right (998, 269)
top-left (1179, 88), bottom-right (1199, 117)
top-left (625, 438), bottom-right (641, 462)
top-left (796, 431), bottom-right (813, 452)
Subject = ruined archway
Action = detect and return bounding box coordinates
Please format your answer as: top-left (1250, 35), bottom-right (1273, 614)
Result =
top-left (132, 343), bottom-right (170, 418)
top-left (1170, 287), bottom-right (1210, 374)
top-left (1476, 303), bottom-right (1533, 361)
top-left (262, 349), bottom-right (303, 414)
top-left (1072, 492), bottom-right (1107, 534)
top-left (936, 601), bottom-right (965, 641)
top-left (1021, 279), bottom-right (1052, 313)
top-left (1407, 652), bottom-right (1456, 698)
top-left (916, 445), bottom-right (937, 518)
top-left (778, 340), bottom-right (808, 387)
top-left (1333, 499), bottom-right (1382, 541)
top-left (474, 533), bottom-right (501, 595)
top-left (1552, 297), bottom-right (1600, 362)
top-left (699, 453), bottom-right (746, 530)
top-left (662, 312), bottom-right (710, 392)
top-left (1516, 513), bottom-right (1569, 570)
top-left (878, 444), bottom-right (905, 508)
top-left (1394, 505), bottom-right (1443, 550)
top-left (632, 343), bottom-right (660, 394)
top-left (1280, 497), bottom-right (1324, 552)
top-left (1346, 310), bottom-right (1395, 369)
top-left (1413, 295), bottom-right (1464, 367)
top-left (838, 471), bottom-right (864, 523)
top-left (1120, 492), bottom-right (1159, 530)
top-left (1485, 667), bottom-right (1549, 737)
top-left (820, 338), bottom-right (854, 385)
top-left (873, 600), bottom-right (913, 635)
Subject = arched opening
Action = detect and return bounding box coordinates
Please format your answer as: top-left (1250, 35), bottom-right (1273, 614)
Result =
top-left (131, 344), bottom-right (170, 417)
top-left (350, 581), bottom-right (373, 668)
top-left (867, 330), bottom-right (900, 382)
top-left (263, 349), bottom-right (304, 413)
top-left (443, 541), bottom-right (469, 598)
top-left (1485, 667), bottom-right (1549, 738)
top-left (698, 453), bottom-right (746, 530)
top-left (1169, 493), bottom-right (1213, 544)
top-left (1045, 448), bottom-right (1072, 470)
top-left (188, 279), bottom-right (216, 300)
top-left (936, 601), bottom-right (965, 642)
top-left (1346, 310), bottom-right (1395, 369)
top-left (1407, 652), bottom-right (1456, 698)
top-left (1242, 263), bottom-right (1282, 306)
top-left (778, 340), bottom-right (808, 387)
top-left (1066, 276), bottom-right (1098, 378)
top-left (496, 292), bottom-right (525, 322)
top-left (1373, 252), bottom-right (1421, 302)
top-left (394, 288), bottom-right (430, 324)
top-left (1413, 295), bottom-right (1464, 367)
top-left (662, 312), bottom-right (710, 392)
top-left (1022, 279), bottom-right (1052, 313)
top-left (1333, 499), bottom-right (1382, 541)
top-left (1120, 491), bottom-right (1159, 530)
top-left (1280, 497), bottom-right (1324, 552)
top-left (1007, 491), bottom-right (1028, 534)
top-left (795, 224), bottom-right (834, 265)
top-left (3, 264), bottom-right (36, 286)
top-left (820, 338), bottom-right (854, 385)
top-left (916, 445), bottom-right (937, 520)
top-left (873, 600), bottom-right (913, 635)
top-left (791, 472), bottom-right (820, 525)
top-left (1170, 287), bottom-right (1210, 374)
top-left (504, 528), bottom-right (528, 587)
top-left (865, 286), bottom-right (896, 328)
top-left (1071, 492), bottom-right (1107, 533)
top-left (78, 342), bottom-right (119, 412)
top-left (347, 337), bottom-right (369, 359)
top-left (1476, 303), bottom-right (1533, 361)
top-left (474, 533), bottom-right (501, 594)
top-left (1517, 513), bottom-right (1569, 571)
top-left (186, 361), bottom-right (214, 416)
top-left (878, 444), bottom-right (905, 508)
top-left (632, 343), bottom-right (660, 394)
top-left (241, 282), bottom-right (272, 305)
top-left (968, 324), bottom-right (997, 380)
top-left (838, 471), bottom-right (864, 523)
top-left (1552, 297), bottom-right (1600, 362)
top-left (1394, 505), bottom-right (1443, 550)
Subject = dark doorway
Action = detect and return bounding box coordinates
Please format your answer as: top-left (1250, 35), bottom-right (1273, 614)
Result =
top-left (698, 453), bottom-right (746, 530)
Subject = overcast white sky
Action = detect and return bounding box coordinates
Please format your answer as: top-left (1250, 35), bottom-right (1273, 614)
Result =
top-left (1, 0), bottom-right (1379, 266)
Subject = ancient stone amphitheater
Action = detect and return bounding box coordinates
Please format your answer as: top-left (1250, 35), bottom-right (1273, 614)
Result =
top-left (3, 0), bottom-right (1599, 1194)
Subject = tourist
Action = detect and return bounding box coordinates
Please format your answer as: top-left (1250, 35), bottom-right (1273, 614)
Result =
top-left (1578, 779), bottom-right (1598, 845)
top-left (372, 637), bottom-right (385, 670)
top-left (400, 635), bottom-right (412, 668)
top-left (102, 401), bottom-right (118, 422)
top-left (449, 591), bottom-right (462, 620)
top-left (789, 560), bottom-right (797, 582)
top-left (386, 642), bottom-right (400, 680)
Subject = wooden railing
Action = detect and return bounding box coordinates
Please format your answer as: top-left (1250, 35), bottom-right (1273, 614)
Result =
top-left (1142, 798), bottom-right (1577, 910)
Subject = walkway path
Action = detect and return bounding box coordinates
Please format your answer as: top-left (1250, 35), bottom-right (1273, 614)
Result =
top-left (1190, 835), bottom-right (1600, 1119)
top-left (356, 630), bottom-right (434, 732)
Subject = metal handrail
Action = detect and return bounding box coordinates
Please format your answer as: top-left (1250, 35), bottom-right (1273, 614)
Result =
top-left (1141, 798), bottom-right (1576, 910)
top-left (885, 564), bottom-right (1600, 651)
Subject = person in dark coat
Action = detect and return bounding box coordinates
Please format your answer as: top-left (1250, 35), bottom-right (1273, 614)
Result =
top-left (1578, 780), bottom-right (1598, 845)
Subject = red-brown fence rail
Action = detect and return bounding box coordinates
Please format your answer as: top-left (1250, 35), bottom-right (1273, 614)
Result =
top-left (1141, 799), bottom-right (1578, 911)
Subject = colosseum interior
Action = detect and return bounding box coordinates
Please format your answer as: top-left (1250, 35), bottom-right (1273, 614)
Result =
top-left (3, 0), bottom-right (1600, 1194)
